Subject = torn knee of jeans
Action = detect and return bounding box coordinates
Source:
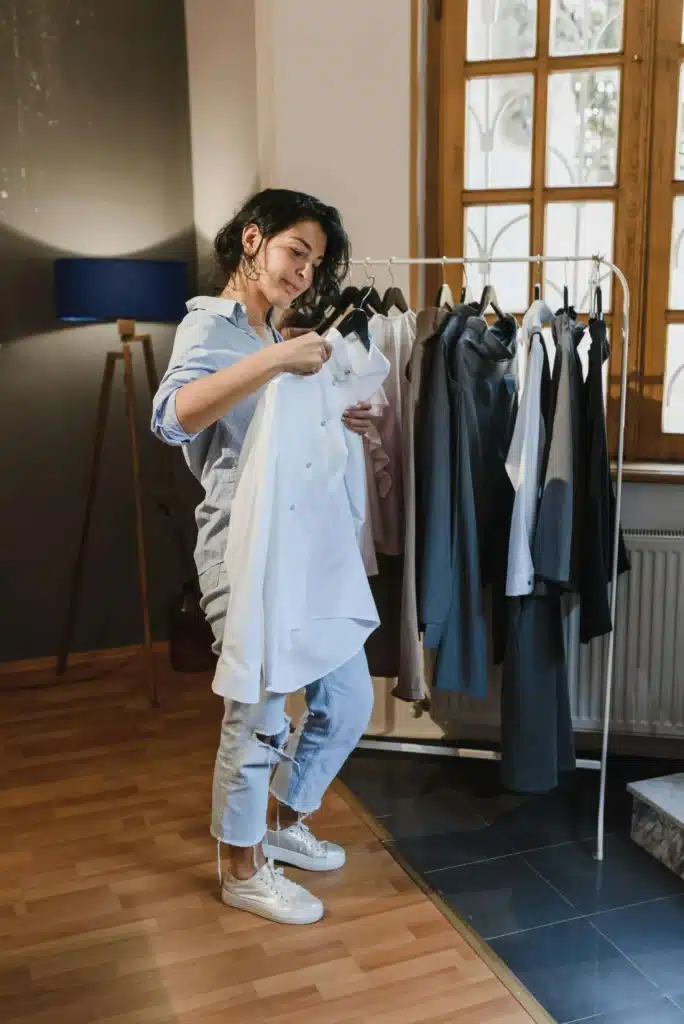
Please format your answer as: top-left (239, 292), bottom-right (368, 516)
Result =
top-left (255, 731), bottom-right (280, 748)
top-left (254, 719), bottom-right (293, 763)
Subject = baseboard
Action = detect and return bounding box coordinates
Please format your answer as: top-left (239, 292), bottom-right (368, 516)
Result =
top-left (0, 642), bottom-right (169, 677)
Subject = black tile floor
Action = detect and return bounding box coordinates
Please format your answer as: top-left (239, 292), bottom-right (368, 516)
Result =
top-left (340, 749), bottom-right (684, 1024)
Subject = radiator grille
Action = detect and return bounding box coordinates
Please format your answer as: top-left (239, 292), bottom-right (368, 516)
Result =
top-left (572, 530), bottom-right (684, 736)
top-left (428, 530), bottom-right (684, 738)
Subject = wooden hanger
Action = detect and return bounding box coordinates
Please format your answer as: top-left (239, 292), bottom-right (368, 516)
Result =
top-left (477, 283), bottom-right (504, 319)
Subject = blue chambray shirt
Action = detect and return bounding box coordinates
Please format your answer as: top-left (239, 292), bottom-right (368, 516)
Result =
top-left (151, 296), bottom-right (279, 578)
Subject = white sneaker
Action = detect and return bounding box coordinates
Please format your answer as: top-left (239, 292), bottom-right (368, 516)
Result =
top-left (221, 860), bottom-right (324, 925)
top-left (262, 820), bottom-right (346, 872)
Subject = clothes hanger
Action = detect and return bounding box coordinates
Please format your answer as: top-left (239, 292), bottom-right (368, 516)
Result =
top-left (533, 257), bottom-right (542, 301)
top-left (525, 261), bottom-right (555, 327)
top-left (380, 258), bottom-right (409, 315)
top-left (435, 258), bottom-right (454, 309)
top-left (591, 257), bottom-right (604, 321)
top-left (476, 270), bottom-right (504, 319)
top-left (459, 262), bottom-right (476, 305)
top-left (336, 268), bottom-right (374, 350)
top-left (315, 285), bottom-right (360, 335)
top-left (337, 304), bottom-right (371, 350)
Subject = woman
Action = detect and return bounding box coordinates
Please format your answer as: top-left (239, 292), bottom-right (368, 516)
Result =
top-left (152, 189), bottom-right (376, 925)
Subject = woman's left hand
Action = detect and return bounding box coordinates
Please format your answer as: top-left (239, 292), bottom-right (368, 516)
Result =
top-left (343, 401), bottom-right (375, 437)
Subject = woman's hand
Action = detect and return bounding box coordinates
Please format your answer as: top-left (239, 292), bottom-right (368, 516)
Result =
top-left (343, 401), bottom-right (375, 437)
top-left (277, 328), bottom-right (332, 376)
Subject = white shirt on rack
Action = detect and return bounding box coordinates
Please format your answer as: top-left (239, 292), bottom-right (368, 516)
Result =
top-left (212, 328), bottom-right (390, 703)
top-left (505, 303), bottom-right (550, 596)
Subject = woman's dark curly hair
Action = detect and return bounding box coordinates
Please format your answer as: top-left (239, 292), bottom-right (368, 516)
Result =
top-left (214, 188), bottom-right (350, 310)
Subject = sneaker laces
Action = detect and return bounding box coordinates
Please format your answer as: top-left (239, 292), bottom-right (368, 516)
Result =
top-left (289, 820), bottom-right (326, 853)
top-left (262, 859), bottom-right (300, 904)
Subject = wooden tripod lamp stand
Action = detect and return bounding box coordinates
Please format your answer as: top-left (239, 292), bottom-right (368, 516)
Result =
top-left (53, 257), bottom-right (188, 707)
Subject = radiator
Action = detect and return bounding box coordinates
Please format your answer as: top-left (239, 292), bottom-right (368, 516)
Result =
top-left (570, 530), bottom-right (684, 737)
top-left (425, 530), bottom-right (684, 740)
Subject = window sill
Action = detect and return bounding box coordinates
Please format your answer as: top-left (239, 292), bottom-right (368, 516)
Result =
top-left (612, 462), bottom-right (684, 485)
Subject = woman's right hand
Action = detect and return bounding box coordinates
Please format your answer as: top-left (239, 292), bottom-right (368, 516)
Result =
top-left (277, 330), bottom-right (332, 376)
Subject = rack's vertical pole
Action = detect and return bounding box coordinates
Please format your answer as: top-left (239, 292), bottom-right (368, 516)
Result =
top-left (595, 262), bottom-right (630, 862)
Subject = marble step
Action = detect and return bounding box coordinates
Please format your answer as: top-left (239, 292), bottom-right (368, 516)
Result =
top-left (628, 773), bottom-right (684, 879)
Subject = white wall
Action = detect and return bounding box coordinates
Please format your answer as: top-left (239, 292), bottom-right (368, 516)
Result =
top-left (184, 0), bottom-right (259, 279)
top-left (254, 0), bottom-right (412, 293)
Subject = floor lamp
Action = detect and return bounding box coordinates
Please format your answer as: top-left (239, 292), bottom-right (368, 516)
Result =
top-left (53, 257), bottom-right (188, 707)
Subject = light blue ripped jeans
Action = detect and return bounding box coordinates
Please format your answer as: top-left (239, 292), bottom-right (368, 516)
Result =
top-left (199, 563), bottom-right (374, 848)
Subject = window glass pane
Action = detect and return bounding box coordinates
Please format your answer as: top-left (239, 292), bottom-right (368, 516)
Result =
top-left (669, 197), bottom-right (684, 309)
top-left (464, 204), bottom-right (530, 310)
top-left (467, 0), bottom-right (537, 61)
top-left (465, 75), bottom-right (534, 189)
top-left (663, 326), bottom-right (684, 434)
top-left (550, 0), bottom-right (624, 56)
top-left (546, 69), bottom-right (620, 186)
top-left (676, 64), bottom-right (684, 181)
top-left (544, 201), bottom-right (615, 312)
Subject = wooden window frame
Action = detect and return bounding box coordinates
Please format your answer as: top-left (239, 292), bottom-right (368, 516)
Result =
top-left (416, 0), bottom-right (684, 472)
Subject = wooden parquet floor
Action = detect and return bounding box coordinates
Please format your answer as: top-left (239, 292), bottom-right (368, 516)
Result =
top-left (0, 652), bottom-right (546, 1023)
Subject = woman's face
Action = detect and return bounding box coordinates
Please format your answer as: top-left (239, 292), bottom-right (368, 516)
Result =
top-left (243, 219), bottom-right (327, 308)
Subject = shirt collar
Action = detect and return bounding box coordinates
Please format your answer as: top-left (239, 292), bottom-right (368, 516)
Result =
top-left (186, 296), bottom-right (249, 326)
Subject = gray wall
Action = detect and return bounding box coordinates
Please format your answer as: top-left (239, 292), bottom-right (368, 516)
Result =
top-left (621, 482), bottom-right (684, 532)
top-left (0, 0), bottom-right (198, 661)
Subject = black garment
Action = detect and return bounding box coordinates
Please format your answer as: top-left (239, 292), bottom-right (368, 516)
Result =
top-left (501, 594), bottom-right (576, 793)
top-left (534, 312), bottom-right (586, 591)
top-left (579, 318), bottom-right (630, 643)
top-left (365, 553), bottom-right (403, 677)
top-left (420, 312), bottom-right (517, 696)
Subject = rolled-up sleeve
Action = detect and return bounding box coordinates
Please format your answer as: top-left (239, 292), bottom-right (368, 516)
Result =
top-left (151, 311), bottom-right (251, 446)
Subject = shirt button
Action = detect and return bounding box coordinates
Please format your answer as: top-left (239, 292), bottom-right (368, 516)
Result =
top-left (306, 462), bottom-right (312, 469)
top-left (320, 419), bottom-right (326, 426)
top-left (289, 504), bottom-right (296, 511)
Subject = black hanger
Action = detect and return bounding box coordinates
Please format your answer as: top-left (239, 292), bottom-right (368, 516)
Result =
top-left (534, 282), bottom-right (541, 301)
top-left (337, 307), bottom-right (370, 350)
top-left (563, 283), bottom-right (570, 313)
top-left (381, 285), bottom-right (409, 315)
top-left (477, 283), bottom-right (504, 319)
top-left (595, 283), bottom-right (603, 320)
top-left (315, 285), bottom-right (361, 334)
top-left (361, 285), bottom-right (383, 315)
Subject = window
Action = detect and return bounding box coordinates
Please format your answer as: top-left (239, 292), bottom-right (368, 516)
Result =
top-left (423, 0), bottom-right (683, 465)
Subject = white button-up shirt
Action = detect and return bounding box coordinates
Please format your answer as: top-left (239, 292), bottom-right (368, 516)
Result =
top-left (505, 302), bottom-right (551, 596)
top-left (212, 329), bottom-right (390, 703)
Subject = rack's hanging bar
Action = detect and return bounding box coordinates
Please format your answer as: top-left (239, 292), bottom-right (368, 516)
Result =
top-left (350, 254), bottom-right (604, 265)
top-left (349, 253), bottom-right (630, 866)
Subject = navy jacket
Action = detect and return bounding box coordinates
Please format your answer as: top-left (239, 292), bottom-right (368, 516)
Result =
top-left (419, 312), bottom-right (518, 696)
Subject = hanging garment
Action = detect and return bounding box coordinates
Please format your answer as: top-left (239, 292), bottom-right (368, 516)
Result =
top-left (420, 311), bottom-right (518, 697)
top-left (501, 594), bottom-right (576, 793)
top-left (364, 311), bottom-right (416, 556)
top-left (363, 311), bottom-right (417, 678)
top-left (579, 317), bottom-right (630, 643)
top-left (533, 311), bottom-right (586, 591)
top-left (505, 320), bottom-right (546, 597)
top-left (501, 310), bottom-right (588, 794)
top-left (212, 330), bottom-right (389, 703)
top-left (394, 306), bottom-right (450, 702)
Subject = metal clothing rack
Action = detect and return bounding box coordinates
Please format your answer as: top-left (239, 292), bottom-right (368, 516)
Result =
top-left (350, 254), bottom-right (630, 863)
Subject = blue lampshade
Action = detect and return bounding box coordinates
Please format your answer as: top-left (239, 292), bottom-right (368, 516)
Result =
top-left (54, 258), bottom-right (188, 323)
